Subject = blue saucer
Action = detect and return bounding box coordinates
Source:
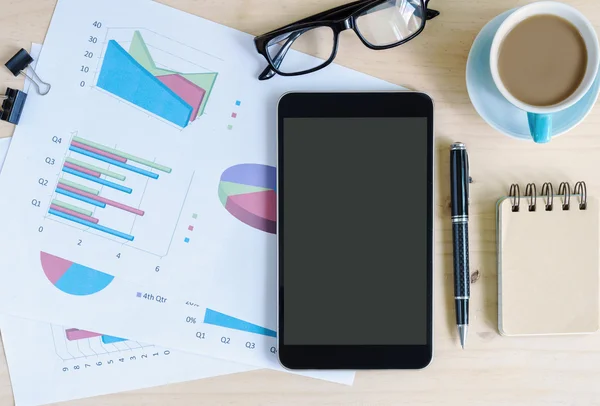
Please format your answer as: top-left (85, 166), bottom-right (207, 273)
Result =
top-left (466, 10), bottom-right (600, 141)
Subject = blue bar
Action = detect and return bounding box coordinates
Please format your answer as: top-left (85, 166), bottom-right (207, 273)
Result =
top-left (69, 146), bottom-right (159, 179)
top-left (56, 188), bottom-right (106, 208)
top-left (96, 40), bottom-right (193, 128)
top-left (101, 335), bottom-right (127, 344)
top-left (62, 166), bottom-right (132, 193)
top-left (203, 308), bottom-right (277, 337)
top-left (48, 209), bottom-right (134, 241)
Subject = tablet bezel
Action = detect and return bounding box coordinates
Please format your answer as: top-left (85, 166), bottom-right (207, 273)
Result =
top-left (277, 92), bottom-right (434, 369)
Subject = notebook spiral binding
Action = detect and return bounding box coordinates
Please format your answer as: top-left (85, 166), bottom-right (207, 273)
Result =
top-left (509, 181), bottom-right (587, 212)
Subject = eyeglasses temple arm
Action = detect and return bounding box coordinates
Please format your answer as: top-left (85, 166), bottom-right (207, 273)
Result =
top-left (258, 0), bottom-right (370, 38)
top-left (258, 65), bottom-right (276, 80)
top-left (426, 8), bottom-right (440, 20)
top-left (424, 0), bottom-right (439, 20)
top-left (258, 30), bottom-right (305, 81)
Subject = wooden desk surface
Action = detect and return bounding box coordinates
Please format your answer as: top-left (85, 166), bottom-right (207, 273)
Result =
top-left (2, 0), bottom-right (600, 404)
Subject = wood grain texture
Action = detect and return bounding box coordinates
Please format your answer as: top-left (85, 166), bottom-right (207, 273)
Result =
top-left (2, 0), bottom-right (600, 405)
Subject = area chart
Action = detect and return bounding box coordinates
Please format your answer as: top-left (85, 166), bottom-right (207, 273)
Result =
top-left (96, 31), bottom-right (217, 127)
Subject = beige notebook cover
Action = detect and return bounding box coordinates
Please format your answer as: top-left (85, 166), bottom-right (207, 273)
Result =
top-left (497, 190), bottom-right (600, 336)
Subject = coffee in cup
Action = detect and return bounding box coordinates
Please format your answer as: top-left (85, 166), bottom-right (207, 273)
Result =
top-left (498, 15), bottom-right (587, 107)
top-left (490, 1), bottom-right (600, 143)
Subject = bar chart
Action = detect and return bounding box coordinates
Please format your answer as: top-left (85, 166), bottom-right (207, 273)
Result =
top-left (203, 308), bottom-right (276, 337)
top-left (48, 134), bottom-right (171, 242)
top-left (51, 325), bottom-right (150, 361)
top-left (65, 328), bottom-right (128, 344)
top-left (95, 29), bottom-right (218, 128)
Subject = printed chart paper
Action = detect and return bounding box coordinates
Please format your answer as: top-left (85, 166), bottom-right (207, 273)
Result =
top-left (0, 0), bottom-right (399, 378)
top-left (1, 315), bottom-right (255, 406)
top-left (0, 47), bottom-right (255, 406)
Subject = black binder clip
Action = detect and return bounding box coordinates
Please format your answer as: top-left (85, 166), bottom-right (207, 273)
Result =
top-left (5, 48), bottom-right (51, 96)
top-left (0, 88), bottom-right (27, 125)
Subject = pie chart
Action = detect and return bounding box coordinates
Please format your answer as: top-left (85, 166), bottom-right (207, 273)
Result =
top-left (218, 163), bottom-right (276, 234)
top-left (41, 251), bottom-right (114, 296)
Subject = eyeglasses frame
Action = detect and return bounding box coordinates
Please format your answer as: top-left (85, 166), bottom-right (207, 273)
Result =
top-left (254, 0), bottom-right (439, 80)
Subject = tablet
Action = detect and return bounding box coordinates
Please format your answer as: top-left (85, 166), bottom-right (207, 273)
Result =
top-left (277, 92), bottom-right (434, 370)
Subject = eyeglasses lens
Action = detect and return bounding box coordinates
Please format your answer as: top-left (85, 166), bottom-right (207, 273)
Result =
top-left (355, 0), bottom-right (425, 47)
top-left (265, 26), bottom-right (335, 74)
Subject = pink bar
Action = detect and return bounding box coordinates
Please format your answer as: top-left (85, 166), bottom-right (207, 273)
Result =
top-left (63, 162), bottom-right (101, 177)
top-left (66, 328), bottom-right (102, 341)
top-left (57, 183), bottom-right (145, 216)
top-left (71, 141), bottom-right (128, 163)
top-left (50, 204), bottom-right (100, 224)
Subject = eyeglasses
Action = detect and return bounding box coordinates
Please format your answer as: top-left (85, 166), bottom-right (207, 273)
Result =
top-left (254, 0), bottom-right (439, 80)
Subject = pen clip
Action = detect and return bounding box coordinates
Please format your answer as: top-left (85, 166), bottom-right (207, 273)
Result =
top-left (465, 149), bottom-right (470, 205)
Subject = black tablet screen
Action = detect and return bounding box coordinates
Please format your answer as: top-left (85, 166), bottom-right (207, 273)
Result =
top-left (282, 117), bottom-right (429, 345)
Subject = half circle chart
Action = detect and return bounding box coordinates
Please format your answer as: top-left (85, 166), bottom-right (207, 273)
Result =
top-left (41, 252), bottom-right (114, 296)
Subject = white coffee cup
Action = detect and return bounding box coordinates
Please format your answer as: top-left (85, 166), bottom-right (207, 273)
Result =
top-left (489, 1), bottom-right (600, 143)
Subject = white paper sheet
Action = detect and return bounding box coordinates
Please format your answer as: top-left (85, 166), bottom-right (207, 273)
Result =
top-left (0, 138), bottom-right (11, 169)
top-left (0, 45), bottom-right (256, 406)
top-left (1, 315), bottom-right (257, 406)
top-left (0, 0), bottom-right (400, 380)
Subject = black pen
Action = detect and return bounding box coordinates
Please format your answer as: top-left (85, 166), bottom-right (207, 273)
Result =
top-left (450, 142), bottom-right (470, 349)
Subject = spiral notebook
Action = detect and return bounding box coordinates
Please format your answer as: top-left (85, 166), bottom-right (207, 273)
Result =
top-left (497, 181), bottom-right (600, 336)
